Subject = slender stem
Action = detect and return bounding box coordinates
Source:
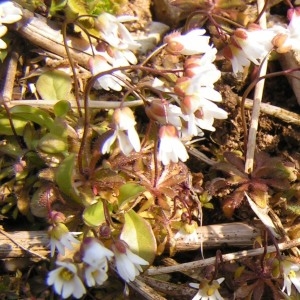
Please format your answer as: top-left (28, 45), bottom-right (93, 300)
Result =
top-left (62, 21), bottom-right (82, 118)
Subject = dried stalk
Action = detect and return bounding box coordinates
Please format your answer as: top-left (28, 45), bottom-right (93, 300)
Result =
top-left (0, 229), bottom-right (49, 259)
top-left (15, 7), bottom-right (92, 68)
top-left (2, 47), bottom-right (20, 102)
top-left (174, 222), bottom-right (261, 251)
top-left (0, 222), bottom-right (260, 259)
top-left (242, 98), bottom-right (300, 126)
top-left (128, 277), bottom-right (168, 300)
top-left (146, 237), bottom-right (300, 276)
top-left (7, 99), bottom-right (144, 109)
top-left (139, 276), bottom-right (196, 298)
top-left (245, 0), bottom-right (268, 173)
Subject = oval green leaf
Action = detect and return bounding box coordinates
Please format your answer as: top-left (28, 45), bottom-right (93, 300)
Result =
top-left (120, 210), bottom-right (157, 264)
top-left (55, 154), bottom-right (82, 204)
top-left (83, 200), bottom-right (105, 227)
top-left (118, 183), bottom-right (146, 208)
top-left (0, 115), bottom-right (28, 135)
top-left (54, 100), bottom-right (71, 117)
top-left (10, 105), bottom-right (55, 131)
top-left (36, 70), bottom-right (72, 101)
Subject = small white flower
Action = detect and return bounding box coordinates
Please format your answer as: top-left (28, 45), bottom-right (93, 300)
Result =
top-left (0, 2), bottom-right (23, 50)
top-left (84, 261), bottom-right (108, 287)
top-left (174, 221), bottom-right (199, 244)
top-left (224, 25), bottom-right (277, 74)
top-left (190, 278), bottom-right (225, 300)
top-left (102, 107), bottom-right (141, 156)
top-left (223, 44), bottom-right (251, 74)
top-left (0, 1), bottom-right (23, 24)
top-left (145, 99), bottom-right (182, 127)
top-left (184, 47), bottom-right (218, 78)
top-left (0, 24), bottom-right (7, 49)
top-left (281, 259), bottom-right (300, 296)
top-left (48, 223), bottom-right (80, 257)
top-left (272, 9), bottom-right (300, 53)
top-left (112, 240), bottom-right (149, 282)
top-left (158, 124), bottom-right (189, 165)
top-left (88, 55), bottom-right (129, 91)
top-left (95, 12), bottom-right (140, 51)
top-left (80, 233), bottom-right (113, 287)
top-left (47, 261), bottom-right (86, 299)
top-left (81, 237), bottom-right (114, 267)
top-left (164, 29), bottom-right (211, 55)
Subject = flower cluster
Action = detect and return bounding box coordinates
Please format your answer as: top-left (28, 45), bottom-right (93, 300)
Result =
top-left (98, 28), bottom-right (228, 164)
top-left (88, 13), bottom-right (141, 91)
top-left (47, 237), bottom-right (148, 299)
top-left (151, 30), bottom-right (227, 164)
top-left (224, 8), bottom-right (300, 74)
top-left (0, 1), bottom-right (23, 49)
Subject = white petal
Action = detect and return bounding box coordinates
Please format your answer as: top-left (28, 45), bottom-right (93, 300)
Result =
top-left (115, 253), bottom-right (136, 282)
top-left (126, 249), bottom-right (149, 266)
top-left (117, 130), bottom-right (133, 156)
top-left (127, 128), bottom-right (141, 152)
top-left (61, 281), bottom-right (73, 299)
top-left (102, 132), bottom-right (117, 154)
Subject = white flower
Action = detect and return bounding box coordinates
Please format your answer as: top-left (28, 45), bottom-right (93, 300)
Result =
top-left (0, 24), bottom-right (7, 49)
top-left (0, 1), bottom-right (23, 24)
top-left (48, 223), bottom-right (80, 257)
top-left (95, 12), bottom-right (140, 51)
top-left (88, 55), bottom-right (130, 91)
top-left (174, 221), bottom-right (199, 244)
top-left (272, 9), bottom-right (300, 53)
top-left (223, 44), bottom-right (251, 74)
top-left (145, 99), bottom-right (183, 127)
top-left (84, 261), bottom-right (108, 287)
top-left (102, 107), bottom-right (141, 156)
top-left (47, 261), bottom-right (86, 299)
top-left (190, 278), bottom-right (225, 300)
top-left (281, 259), bottom-right (300, 296)
top-left (81, 237), bottom-right (114, 267)
top-left (175, 71), bottom-right (221, 100)
top-left (224, 25), bottom-right (279, 74)
top-left (184, 47), bottom-right (218, 78)
top-left (0, 2), bottom-right (22, 50)
top-left (164, 29), bottom-right (211, 55)
top-left (158, 124), bottom-right (189, 165)
top-left (112, 240), bottom-right (149, 282)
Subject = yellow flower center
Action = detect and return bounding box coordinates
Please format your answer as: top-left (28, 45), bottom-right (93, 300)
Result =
top-left (207, 287), bottom-right (216, 296)
top-left (60, 268), bottom-right (75, 281)
top-left (289, 270), bottom-right (296, 278)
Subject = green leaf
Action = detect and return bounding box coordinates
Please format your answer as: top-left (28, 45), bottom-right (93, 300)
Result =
top-left (54, 100), bottom-right (71, 117)
top-left (83, 200), bottom-right (105, 226)
top-left (0, 115), bottom-right (28, 135)
top-left (23, 122), bottom-right (39, 149)
top-left (36, 70), bottom-right (72, 101)
top-left (118, 183), bottom-right (146, 208)
top-left (10, 105), bottom-right (55, 131)
top-left (49, 0), bottom-right (68, 16)
top-left (0, 48), bottom-right (8, 62)
top-left (55, 154), bottom-right (82, 204)
top-left (38, 133), bottom-right (68, 154)
top-left (120, 210), bottom-right (157, 264)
